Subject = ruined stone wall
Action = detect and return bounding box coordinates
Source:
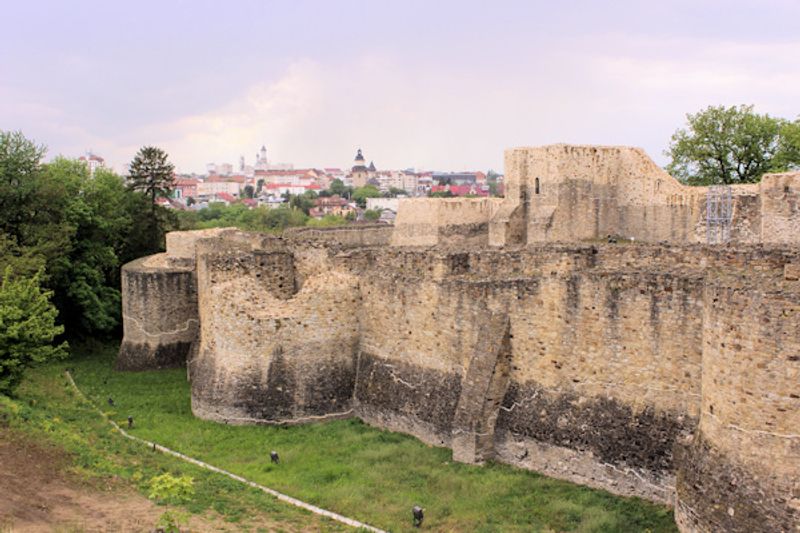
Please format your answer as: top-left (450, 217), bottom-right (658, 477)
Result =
top-left (759, 172), bottom-right (800, 244)
top-left (392, 197), bottom-right (503, 246)
top-left (352, 246), bottom-right (704, 502)
top-left (284, 224), bottom-right (392, 247)
top-left (489, 144), bottom-right (800, 246)
top-left (188, 234), bottom-right (361, 424)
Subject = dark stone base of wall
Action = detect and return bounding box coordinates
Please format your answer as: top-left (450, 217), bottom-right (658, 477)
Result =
top-left (675, 433), bottom-right (798, 533)
top-left (354, 352), bottom-right (461, 446)
top-left (190, 350), bottom-right (357, 424)
top-left (496, 381), bottom-right (696, 475)
top-left (115, 340), bottom-right (191, 371)
top-left (494, 430), bottom-right (675, 503)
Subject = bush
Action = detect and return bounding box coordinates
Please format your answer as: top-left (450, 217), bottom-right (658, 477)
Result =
top-left (147, 473), bottom-right (195, 504)
top-left (363, 209), bottom-right (381, 221)
top-left (306, 214), bottom-right (348, 228)
top-left (0, 267), bottom-right (67, 394)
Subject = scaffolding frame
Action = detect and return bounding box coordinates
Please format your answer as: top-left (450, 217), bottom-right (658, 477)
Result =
top-left (706, 185), bottom-right (733, 244)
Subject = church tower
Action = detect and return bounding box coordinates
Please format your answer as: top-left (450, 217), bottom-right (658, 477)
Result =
top-left (351, 148), bottom-right (369, 188)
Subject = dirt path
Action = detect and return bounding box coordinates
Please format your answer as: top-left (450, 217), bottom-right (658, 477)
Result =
top-left (0, 429), bottom-right (310, 532)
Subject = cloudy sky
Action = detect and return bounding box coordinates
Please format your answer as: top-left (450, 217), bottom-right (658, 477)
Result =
top-left (2, 0), bottom-right (798, 174)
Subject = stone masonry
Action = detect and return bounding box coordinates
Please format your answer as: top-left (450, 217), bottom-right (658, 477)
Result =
top-left (118, 145), bottom-right (800, 532)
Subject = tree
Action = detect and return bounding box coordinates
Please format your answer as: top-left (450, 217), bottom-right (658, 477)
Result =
top-left (289, 193), bottom-right (315, 215)
top-left (352, 185), bottom-right (380, 208)
top-left (0, 267), bottom-right (68, 394)
top-left (385, 187), bottom-right (407, 198)
top-left (243, 185), bottom-right (254, 199)
top-left (127, 146), bottom-right (175, 248)
top-left (329, 178), bottom-right (347, 196)
top-left (666, 105), bottom-right (787, 185)
top-left (774, 119), bottom-right (800, 172)
top-left (0, 131), bottom-right (46, 242)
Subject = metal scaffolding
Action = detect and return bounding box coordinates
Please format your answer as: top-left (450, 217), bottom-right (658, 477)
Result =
top-left (706, 185), bottom-right (733, 244)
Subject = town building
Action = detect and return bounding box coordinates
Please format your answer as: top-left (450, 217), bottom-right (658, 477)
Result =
top-left (79, 151), bottom-right (105, 176)
top-left (309, 195), bottom-right (356, 218)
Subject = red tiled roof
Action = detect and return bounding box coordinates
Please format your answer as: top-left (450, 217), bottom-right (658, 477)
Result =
top-left (214, 192), bottom-right (236, 202)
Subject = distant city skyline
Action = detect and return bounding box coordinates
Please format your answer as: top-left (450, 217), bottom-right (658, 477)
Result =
top-left (2, 0), bottom-right (798, 174)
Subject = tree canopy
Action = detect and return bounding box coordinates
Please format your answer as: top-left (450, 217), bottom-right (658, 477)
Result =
top-left (0, 131), bottom-right (173, 343)
top-left (666, 105), bottom-right (800, 185)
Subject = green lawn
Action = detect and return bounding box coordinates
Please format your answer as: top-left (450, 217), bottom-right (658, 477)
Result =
top-left (8, 346), bottom-right (678, 532)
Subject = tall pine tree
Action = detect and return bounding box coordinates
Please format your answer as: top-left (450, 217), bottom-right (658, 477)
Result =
top-left (127, 146), bottom-right (175, 248)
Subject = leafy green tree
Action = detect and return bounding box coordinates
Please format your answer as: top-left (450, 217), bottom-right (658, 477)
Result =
top-left (429, 190), bottom-right (454, 198)
top-left (0, 131), bottom-right (46, 242)
top-left (243, 185), bottom-right (254, 199)
top-left (385, 187), bottom-right (407, 198)
top-left (352, 185), bottom-right (380, 208)
top-left (329, 178), bottom-right (348, 197)
top-left (289, 192), bottom-right (316, 214)
top-left (666, 105), bottom-right (785, 185)
top-left (37, 161), bottom-right (133, 335)
top-left (774, 119), bottom-right (800, 172)
top-left (0, 267), bottom-right (68, 394)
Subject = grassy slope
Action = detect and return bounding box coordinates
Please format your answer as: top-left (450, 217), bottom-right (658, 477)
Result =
top-left (58, 346), bottom-right (677, 533)
top-left (2, 352), bottom-right (347, 532)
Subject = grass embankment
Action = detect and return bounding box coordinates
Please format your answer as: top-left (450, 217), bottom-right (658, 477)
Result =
top-left (7, 346), bottom-right (678, 532)
top-left (1, 348), bottom-right (347, 532)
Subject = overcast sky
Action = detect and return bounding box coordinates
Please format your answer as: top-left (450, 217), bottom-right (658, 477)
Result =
top-left (2, 0), bottom-right (798, 174)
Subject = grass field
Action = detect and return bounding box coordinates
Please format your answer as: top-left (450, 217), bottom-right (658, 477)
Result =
top-left (5, 345), bottom-right (678, 532)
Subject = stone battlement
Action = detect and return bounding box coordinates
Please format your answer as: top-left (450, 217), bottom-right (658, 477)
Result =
top-left (118, 145), bottom-right (800, 532)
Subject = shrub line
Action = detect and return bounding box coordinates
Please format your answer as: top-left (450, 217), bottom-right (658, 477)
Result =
top-left (64, 370), bottom-right (387, 533)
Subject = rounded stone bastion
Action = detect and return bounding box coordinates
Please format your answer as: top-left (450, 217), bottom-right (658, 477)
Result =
top-left (116, 228), bottom-right (234, 371)
top-left (116, 253), bottom-right (198, 370)
top-left (188, 234), bottom-right (362, 425)
top-left (675, 256), bottom-right (800, 532)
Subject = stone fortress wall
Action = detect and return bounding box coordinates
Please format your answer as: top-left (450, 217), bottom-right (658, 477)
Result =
top-left (392, 144), bottom-right (800, 247)
top-left (118, 145), bottom-right (800, 532)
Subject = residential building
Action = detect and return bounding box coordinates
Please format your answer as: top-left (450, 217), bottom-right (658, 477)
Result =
top-left (310, 195), bottom-right (356, 218)
top-left (79, 151), bottom-right (105, 176)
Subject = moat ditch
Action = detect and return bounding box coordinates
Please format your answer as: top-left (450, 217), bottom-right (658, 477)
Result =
top-left (4, 344), bottom-right (681, 532)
